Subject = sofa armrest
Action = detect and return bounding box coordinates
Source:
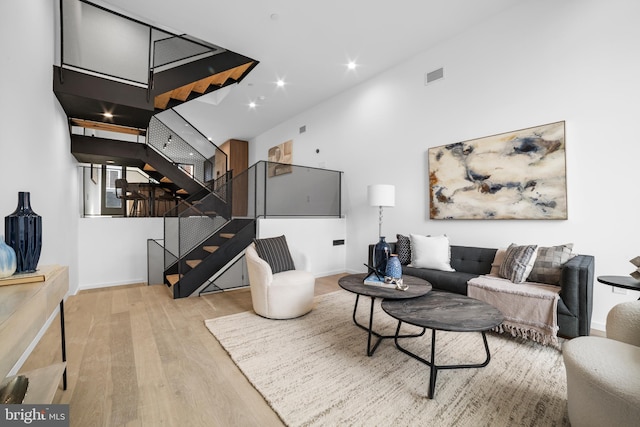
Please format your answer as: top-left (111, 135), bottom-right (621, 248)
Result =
top-left (560, 255), bottom-right (595, 336)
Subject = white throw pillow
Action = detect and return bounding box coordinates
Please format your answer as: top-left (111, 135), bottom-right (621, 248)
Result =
top-left (410, 234), bottom-right (455, 271)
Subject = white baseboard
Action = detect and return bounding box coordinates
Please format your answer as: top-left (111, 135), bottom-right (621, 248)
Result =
top-left (76, 279), bottom-right (146, 294)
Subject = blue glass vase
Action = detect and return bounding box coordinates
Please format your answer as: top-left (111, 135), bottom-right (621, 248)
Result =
top-left (385, 254), bottom-right (402, 279)
top-left (0, 235), bottom-right (17, 278)
top-left (5, 192), bottom-right (42, 273)
top-left (374, 236), bottom-right (391, 275)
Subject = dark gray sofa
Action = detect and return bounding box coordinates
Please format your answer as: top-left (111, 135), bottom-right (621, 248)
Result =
top-left (369, 243), bottom-right (594, 338)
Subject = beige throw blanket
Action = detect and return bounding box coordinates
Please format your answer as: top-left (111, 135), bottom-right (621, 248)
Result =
top-left (467, 275), bottom-right (560, 347)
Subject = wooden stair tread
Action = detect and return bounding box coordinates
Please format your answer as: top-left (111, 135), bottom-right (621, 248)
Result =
top-left (203, 246), bottom-right (219, 253)
top-left (186, 259), bottom-right (201, 268)
top-left (219, 233), bottom-right (235, 239)
top-left (143, 164), bottom-right (156, 172)
top-left (160, 177), bottom-right (173, 183)
top-left (166, 274), bottom-right (182, 286)
top-left (176, 189), bottom-right (188, 195)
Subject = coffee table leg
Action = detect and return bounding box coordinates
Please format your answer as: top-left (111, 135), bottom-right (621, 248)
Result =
top-left (351, 296), bottom-right (426, 357)
top-left (393, 322), bottom-right (492, 399)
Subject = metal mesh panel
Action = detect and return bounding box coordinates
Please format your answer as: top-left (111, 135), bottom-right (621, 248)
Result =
top-left (152, 33), bottom-right (216, 69)
top-left (148, 115), bottom-right (210, 184)
top-left (147, 239), bottom-right (177, 285)
top-left (262, 163), bottom-right (342, 217)
top-left (178, 213), bottom-right (226, 257)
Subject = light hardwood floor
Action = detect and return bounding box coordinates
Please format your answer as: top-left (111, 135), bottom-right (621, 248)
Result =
top-left (20, 274), bottom-right (345, 427)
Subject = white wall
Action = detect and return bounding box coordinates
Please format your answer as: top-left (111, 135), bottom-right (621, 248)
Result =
top-left (250, 0), bottom-right (640, 330)
top-left (257, 218), bottom-right (346, 277)
top-left (78, 217), bottom-right (163, 289)
top-left (0, 0), bottom-right (79, 294)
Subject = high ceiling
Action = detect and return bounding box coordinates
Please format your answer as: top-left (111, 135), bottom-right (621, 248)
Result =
top-left (96, 0), bottom-right (524, 145)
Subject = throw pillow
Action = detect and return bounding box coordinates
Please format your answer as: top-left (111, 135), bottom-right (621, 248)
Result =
top-left (498, 244), bottom-right (538, 283)
top-left (527, 243), bottom-right (575, 285)
top-left (410, 234), bottom-right (455, 271)
top-left (396, 234), bottom-right (411, 265)
top-left (490, 248), bottom-right (507, 276)
top-left (253, 235), bottom-right (295, 274)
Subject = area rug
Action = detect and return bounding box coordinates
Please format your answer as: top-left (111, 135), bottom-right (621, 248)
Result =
top-left (205, 290), bottom-right (569, 427)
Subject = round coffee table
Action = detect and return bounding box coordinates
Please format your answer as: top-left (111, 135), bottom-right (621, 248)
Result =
top-left (338, 273), bottom-right (432, 356)
top-left (382, 291), bottom-right (504, 399)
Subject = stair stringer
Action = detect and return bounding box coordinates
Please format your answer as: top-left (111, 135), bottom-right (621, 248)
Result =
top-left (169, 219), bottom-right (256, 298)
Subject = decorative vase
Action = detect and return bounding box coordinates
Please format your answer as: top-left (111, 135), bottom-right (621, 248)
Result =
top-left (0, 235), bottom-right (17, 278)
top-left (385, 254), bottom-right (402, 280)
top-left (374, 236), bottom-right (391, 275)
top-left (5, 192), bottom-right (42, 273)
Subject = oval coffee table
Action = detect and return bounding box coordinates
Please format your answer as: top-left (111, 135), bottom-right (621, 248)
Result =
top-left (382, 291), bottom-right (504, 399)
top-left (338, 273), bottom-right (432, 356)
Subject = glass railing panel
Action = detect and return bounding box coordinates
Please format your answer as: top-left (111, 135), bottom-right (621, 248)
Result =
top-left (71, 125), bottom-right (146, 143)
top-left (262, 163), bottom-right (342, 217)
top-left (151, 30), bottom-right (220, 70)
top-left (61, 0), bottom-right (149, 85)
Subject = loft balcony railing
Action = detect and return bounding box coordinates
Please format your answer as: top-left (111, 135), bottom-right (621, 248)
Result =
top-left (59, 0), bottom-right (224, 88)
top-left (151, 161), bottom-right (342, 289)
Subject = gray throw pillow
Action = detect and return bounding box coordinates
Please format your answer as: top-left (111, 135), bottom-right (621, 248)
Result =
top-left (499, 244), bottom-right (538, 283)
top-left (253, 235), bottom-right (295, 274)
top-left (527, 244), bottom-right (575, 285)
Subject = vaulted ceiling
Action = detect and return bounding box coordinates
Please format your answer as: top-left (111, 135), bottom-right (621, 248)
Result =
top-left (95, 0), bottom-right (525, 145)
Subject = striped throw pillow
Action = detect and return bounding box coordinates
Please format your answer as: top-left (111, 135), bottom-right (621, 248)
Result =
top-left (253, 235), bottom-right (296, 274)
top-left (498, 244), bottom-right (538, 283)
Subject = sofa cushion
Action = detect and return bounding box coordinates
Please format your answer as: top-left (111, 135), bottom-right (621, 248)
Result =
top-left (450, 246), bottom-right (497, 276)
top-left (253, 235), bottom-right (295, 274)
top-left (410, 234), bottom-right (454, 271)
top-left (499, 244), bottom-right (538, 283)
top-left (396, 234), bottom-right (411, 265)
top-left (528, 244), bottom-right (575, 285)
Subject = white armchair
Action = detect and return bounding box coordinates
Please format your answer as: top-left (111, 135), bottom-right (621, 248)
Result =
top-left (562, 300), bottom-right (640, 427)
top-left (245, 243), bottom-right (315, 319)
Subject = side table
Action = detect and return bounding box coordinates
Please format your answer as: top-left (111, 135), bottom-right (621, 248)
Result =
top-left (597, 275), bottom-right (640, 299)
top-left (338, 273), bottom-right (432, 356)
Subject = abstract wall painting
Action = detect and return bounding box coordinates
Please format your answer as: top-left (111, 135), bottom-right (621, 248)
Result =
top-left (429, 121), bottom-right (567, 220)
top-left (268, 140), bottom-right (293, 177)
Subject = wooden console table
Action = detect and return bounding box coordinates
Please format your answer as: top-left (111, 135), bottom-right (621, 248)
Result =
top-left (0, 265), bottom-right (68, 403)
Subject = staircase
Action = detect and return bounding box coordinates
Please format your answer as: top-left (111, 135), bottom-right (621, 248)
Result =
top-left (56, 0), bottom-right (259, 298)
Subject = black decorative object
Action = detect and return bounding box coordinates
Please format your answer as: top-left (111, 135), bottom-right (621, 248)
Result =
top-left (5, 192), bottom-right (42, 273)
top-left (373, 236), bottom-right (391, 275)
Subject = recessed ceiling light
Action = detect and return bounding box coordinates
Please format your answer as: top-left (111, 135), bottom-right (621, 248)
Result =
top-left (347, 61), bottom-right (357, 70)
top-left (249, 101), bottom-right (257, 109)
top-left (106, 160), bottom-right (115, 164)
top-left (276, 79), bottom-right (285, 87)
top-left (103, 112), bottom-right (113, 118)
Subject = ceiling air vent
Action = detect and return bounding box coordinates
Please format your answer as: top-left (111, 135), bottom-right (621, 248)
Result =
top-left (425, 67), bottom-right (444, 85)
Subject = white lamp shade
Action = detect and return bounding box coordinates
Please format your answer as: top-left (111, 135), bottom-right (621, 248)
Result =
top-left (368, 184), bottom-right (395, 207)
